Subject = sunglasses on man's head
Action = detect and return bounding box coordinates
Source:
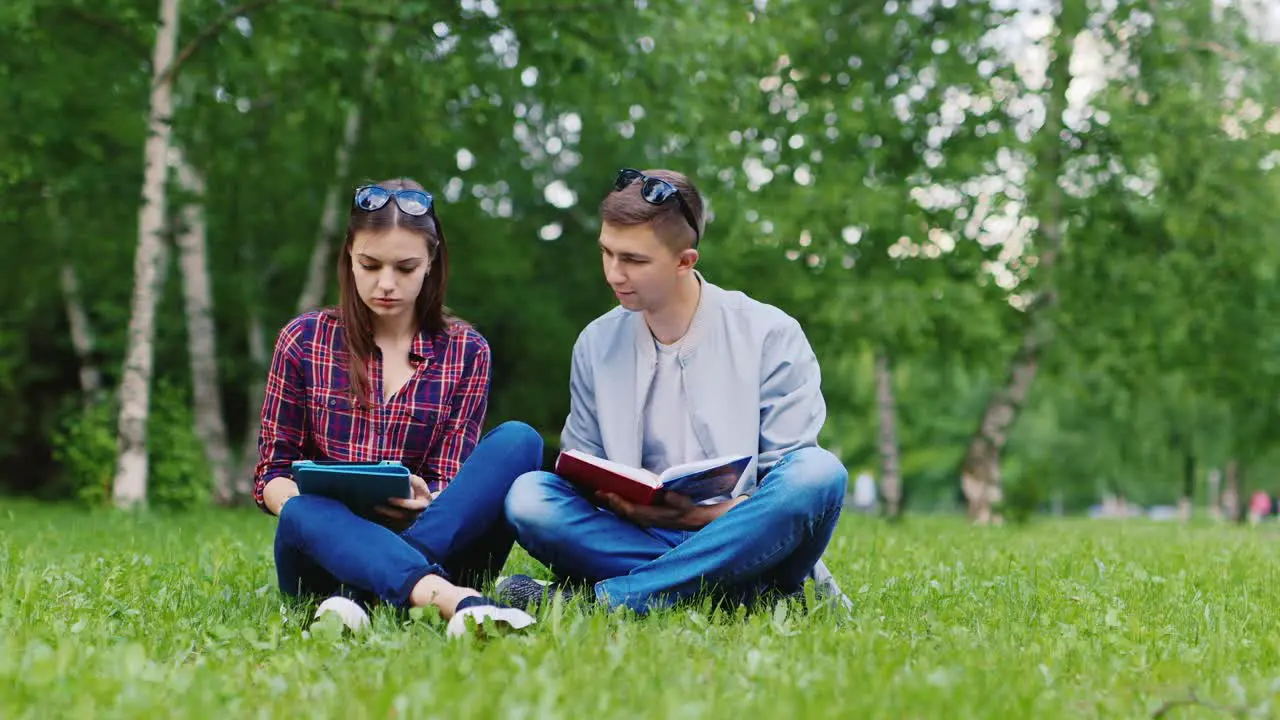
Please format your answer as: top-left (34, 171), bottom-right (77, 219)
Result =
top-left (353, 185), bottom-right (435, 217)
top-left (612, 168), bottom-right (701, 246)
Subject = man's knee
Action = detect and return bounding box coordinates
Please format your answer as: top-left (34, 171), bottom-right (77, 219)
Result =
top-left (774, 447), bottom-right (848, 512)
top-left (504, 470), bottom-right (565, 535)
top-left (484, 420), bottom-right (545, 469)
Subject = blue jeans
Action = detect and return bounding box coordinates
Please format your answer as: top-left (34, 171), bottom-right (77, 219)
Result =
top-left (274, 421), bottom-right (543, 608)
top-left (504, 447), bottom-right (846, 613)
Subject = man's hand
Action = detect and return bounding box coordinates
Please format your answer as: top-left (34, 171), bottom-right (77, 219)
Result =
top-left (374, 474), bottom-right (431, 533)
top-left (597, 491), bottom-right (746, 530)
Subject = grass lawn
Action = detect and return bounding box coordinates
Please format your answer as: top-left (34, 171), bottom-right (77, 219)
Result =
top-left (2, 498), bottom-right (1278, 719)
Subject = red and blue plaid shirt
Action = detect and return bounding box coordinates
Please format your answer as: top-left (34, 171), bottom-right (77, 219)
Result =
top-left (253, 310), bottom-right (491, 511)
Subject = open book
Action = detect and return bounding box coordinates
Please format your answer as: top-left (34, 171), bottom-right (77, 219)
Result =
top-left (554, 450), bottom-right (752, 506)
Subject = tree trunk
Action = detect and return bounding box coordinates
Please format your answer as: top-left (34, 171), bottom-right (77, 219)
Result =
top-left (961, 3), bottom-right (1077, 523)
top-left (1207, 467), bottom-right (1222, 521)
top-left (48, 188), bottom-right (103, 404)
top-left (959, 328), bottom-right (1043, 523)
top-left (113, 0), bottom-right (182, 510)
top-left (296, 22), bottom-right (395, 313)
top-left (1223, 459), bottom-right (1240, 522)
top-left (238, 310), bottom-right (268, 494)
top-left (874, 350), bottom-right (902, 518)
top-left (172, 145), bottom-right (234, 505)
top-left (1179, 448), bottom-right (1194, 522)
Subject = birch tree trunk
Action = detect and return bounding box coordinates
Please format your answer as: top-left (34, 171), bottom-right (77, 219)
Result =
top-left (1208, 467), bottom-right (1223, 520)
top-left (1222, 459), bottom-right (1240, 522)
top-left (238, 311), bottom-right (268, 493)
top-left (295, 22), bottom-right (396, 313)
top-left (1179, 447), bottom-right (1194, 522)
top-left (959, 327), bottom-right (1045, 523)
top-left (874, 350), bottom-right (902, 518)
top-left (960, 2), bottom-right (1077, 524)
top-left (47, 188), bottom-right (103, 404)
top-left (238, 23), bottom-right (394, 495)
top-left (113, 0), bottom-right (182, 509)
top-left (172, 145), bottom-right (234, 505)
top-left (240, 23), bottom-right (395, 488)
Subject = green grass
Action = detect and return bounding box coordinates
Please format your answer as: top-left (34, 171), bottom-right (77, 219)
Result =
top-left (2, 499), bottom-right (1279, 719)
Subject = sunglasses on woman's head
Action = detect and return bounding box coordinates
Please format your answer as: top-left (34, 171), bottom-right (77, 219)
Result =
top-left (353, 185), bottom-right (435, 216)
top-left (612, 168), bottom-right (701, 246)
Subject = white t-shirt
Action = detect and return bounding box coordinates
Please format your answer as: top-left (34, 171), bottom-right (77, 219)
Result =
top-left (640, 338), bottom-right (699, 475)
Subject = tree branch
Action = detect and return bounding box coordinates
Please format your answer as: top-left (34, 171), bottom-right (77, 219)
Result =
top-left (558, 23), bottom-right (658, 93)
top-left (503, 2), bottom-right (613, 15)
top-left (1143, 0), bottom-right (1243, 63)
top-left (308, 1), bottom-right (656, 92)
top-left (309, 1), bottom-right (614, 30)
top-left (56, 8), bottom-right (148, 58)
top-left (77, 0), bottom-right (614, 90)
top-left (155, 0), bottom-right (286, 87)
top-left (309, 3), bottom-right (432, 32)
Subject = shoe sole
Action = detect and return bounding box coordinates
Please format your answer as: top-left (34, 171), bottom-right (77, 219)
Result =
top-left (314, 596), bottom-right (371, 633)
top-left (445, 606), bottom-right (537, 639)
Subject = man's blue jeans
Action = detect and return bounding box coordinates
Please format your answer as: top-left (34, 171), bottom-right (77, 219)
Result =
top-left (504, 447), bottom-right (847, 613)
top-left (273, 421), bottom-right (543, 608)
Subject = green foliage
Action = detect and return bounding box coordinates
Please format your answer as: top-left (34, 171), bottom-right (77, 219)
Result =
top-left (4, 0), bottom-right (1280, 512)
top-left (1002, 474), bottom-right (1048, 526)
top-left (50, 401), bottom-right (116, 507)
top-left (50, 397), bottom-right (117, 504)
top-left (51, 382), bottom-right (209, 510)
top-left (146, 381), bottom-right (212, 510)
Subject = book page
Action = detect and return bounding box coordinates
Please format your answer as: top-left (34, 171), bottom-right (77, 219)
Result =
top-left (659, 455), bottom-right (753, 504)
top-left (657, 455), bottom-right (751, 483)
top-left (562, 450), bottom-right (660, 487)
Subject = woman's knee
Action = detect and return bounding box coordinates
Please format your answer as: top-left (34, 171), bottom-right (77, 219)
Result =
top-left (276, 494), bottom-right (318, 532)
top-left (484, 420), bottom-right (544, 470)
top-left (275, 494), bottom-right (348, 544)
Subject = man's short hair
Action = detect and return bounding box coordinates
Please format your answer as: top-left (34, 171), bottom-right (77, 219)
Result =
top-left (599, 169), bottom-right (705, 251)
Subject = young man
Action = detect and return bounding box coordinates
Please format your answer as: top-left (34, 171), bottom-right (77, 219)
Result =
top-left (499, 168), bottom-right (849, 614)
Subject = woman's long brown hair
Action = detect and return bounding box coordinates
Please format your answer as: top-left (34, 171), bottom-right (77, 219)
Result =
top-left (336, 177), bottom-right (449, 407)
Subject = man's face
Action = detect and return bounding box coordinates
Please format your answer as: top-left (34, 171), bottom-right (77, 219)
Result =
top-left (598, 222), bottom-right (696, 313)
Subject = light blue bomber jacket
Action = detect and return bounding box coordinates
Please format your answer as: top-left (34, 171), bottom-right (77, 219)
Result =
top-left (560, 272), bottom-right (849, 606)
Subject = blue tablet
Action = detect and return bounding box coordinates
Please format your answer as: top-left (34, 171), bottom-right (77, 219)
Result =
top-left (292, 460), bottom-right (412, 512)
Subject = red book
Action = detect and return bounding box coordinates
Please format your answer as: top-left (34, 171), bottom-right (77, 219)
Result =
top-left (554, 449), bottom-right (751, 506)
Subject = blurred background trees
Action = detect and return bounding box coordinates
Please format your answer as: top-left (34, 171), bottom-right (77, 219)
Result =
top-left (2, 0), bottom-right (1278, 518)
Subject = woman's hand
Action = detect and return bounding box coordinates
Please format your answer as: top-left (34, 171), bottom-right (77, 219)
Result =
top-left (264, 477), bottom-right (300, 516)
top-left (375, 474), bottom-right (431, 533)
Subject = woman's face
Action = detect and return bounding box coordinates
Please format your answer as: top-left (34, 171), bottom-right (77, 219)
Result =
top-left (350, 227), bottom-right (432, 321)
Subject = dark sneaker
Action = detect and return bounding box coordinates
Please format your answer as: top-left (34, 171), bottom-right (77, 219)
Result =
top-left (495, 574), bottom-right (584, 610)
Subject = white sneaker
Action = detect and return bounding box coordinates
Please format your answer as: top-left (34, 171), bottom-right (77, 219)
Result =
top-left (445, 601), bottom-right (536, 639)
top-left (314, 595), bottom-right (371, 633)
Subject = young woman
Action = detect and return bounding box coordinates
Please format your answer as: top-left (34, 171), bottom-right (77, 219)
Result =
top-left (254, 178), bottom-right (541, 637)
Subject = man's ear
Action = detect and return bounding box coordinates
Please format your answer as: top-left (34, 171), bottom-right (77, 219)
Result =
top-left (677, 248), bottom-right (699, 271)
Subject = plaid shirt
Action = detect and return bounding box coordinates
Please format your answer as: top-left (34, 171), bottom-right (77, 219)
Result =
top-left (253, 310), bottom-right (491, 511)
